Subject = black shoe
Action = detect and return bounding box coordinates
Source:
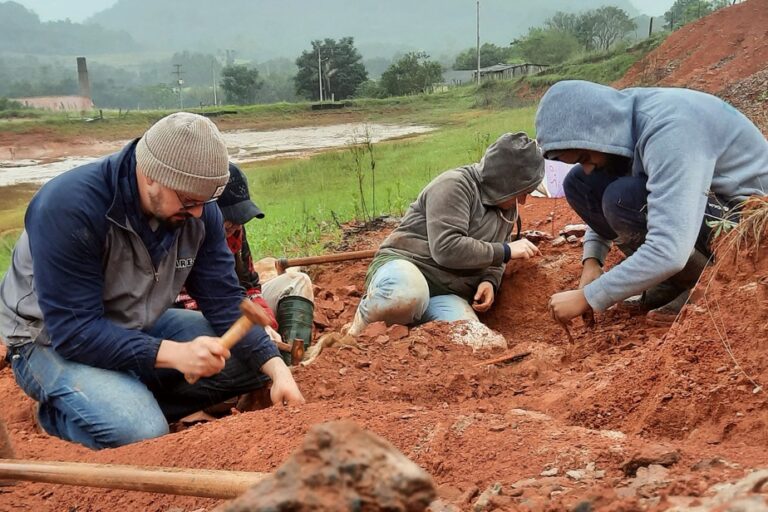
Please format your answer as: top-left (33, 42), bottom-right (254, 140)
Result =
top-left (646, 289), bottom-right (691, 326)
top-left (623, 281), bottom-right (685, 311)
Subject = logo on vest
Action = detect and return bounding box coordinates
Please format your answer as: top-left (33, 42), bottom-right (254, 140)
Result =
top-left (176, 257), bottom-right (195, 269)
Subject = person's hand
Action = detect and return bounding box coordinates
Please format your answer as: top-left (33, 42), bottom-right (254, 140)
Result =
top-left (579, 258), bottom-right (603, 289)
top-left (261, 357), bottom-right (306, 406)
top-left (548, 289), bottom-right (592, 324)
top-left (508, 239), bottom-right (541, 260)
top-left (472, 281), bottom-right (495, 312)
top-left (264, 325), bottom-right (283, 345)
top-left (156, 337), bottom-right (230, 381)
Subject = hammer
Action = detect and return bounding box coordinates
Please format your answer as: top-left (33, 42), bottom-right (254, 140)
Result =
top-left (0, 418), bottom-right (267, 498)
top-left (184, 299), bottom-right (274, 384)
top-left (275, 248), bottom-right (376, 274)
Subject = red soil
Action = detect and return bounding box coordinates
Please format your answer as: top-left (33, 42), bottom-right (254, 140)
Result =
top-left (1, 197), bottom-right (766, 511)
top-left (617, 0), bottom-right (768, 93)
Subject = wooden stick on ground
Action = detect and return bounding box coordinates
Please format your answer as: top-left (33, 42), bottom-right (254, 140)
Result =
top-left (0, 459), bottom-right (268, 499)
top-left (473, 351), bottom-right (532, 368)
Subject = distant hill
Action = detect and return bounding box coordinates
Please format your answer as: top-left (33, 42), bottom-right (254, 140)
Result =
top-left (0, 1), bottom-right (138, 55)
top-left (88, 0), bottom-right (640, 60)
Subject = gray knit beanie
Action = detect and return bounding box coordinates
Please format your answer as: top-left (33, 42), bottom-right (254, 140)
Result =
top-left (136, 112), bottom-right (230, 199)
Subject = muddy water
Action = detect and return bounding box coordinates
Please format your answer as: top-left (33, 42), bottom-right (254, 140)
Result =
top-left (0, 122), bottom-right (434, 187)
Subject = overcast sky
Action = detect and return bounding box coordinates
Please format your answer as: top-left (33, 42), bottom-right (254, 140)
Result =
top-left (13, 0), bottom-right (118, 21)
top-left (16, 0), bottom-right (674, 22)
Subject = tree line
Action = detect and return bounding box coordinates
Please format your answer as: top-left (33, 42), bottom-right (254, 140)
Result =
top-left (0, 1), bottom-right (739, 110)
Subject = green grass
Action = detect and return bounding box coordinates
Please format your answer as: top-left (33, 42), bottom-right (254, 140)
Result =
top-left (241, 106), bottom-right (536, 260)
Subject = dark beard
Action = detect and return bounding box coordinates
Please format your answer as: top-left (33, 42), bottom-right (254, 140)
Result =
top-left (600, 155), bottom-right (632, 177)
top-left (159, 212), bottom-right (192, 230)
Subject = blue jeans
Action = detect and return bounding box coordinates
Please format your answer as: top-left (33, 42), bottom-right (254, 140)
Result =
top-left (9, 309), bottom-right (269, 449)
top-left (563, 165), bottom-right (729, 257)
top-left (355, 259), bottom-right (478, 328)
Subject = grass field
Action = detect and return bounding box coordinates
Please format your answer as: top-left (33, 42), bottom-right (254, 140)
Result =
top-left (241, 106), bottom-right (536, 259)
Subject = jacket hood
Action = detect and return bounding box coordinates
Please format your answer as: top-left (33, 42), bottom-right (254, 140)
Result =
top-left (471, 132), bottom-right (545, 205)
top-left (535, 80), bottom-right (636, 158)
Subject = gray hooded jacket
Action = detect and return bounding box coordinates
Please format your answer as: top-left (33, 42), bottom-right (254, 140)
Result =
top-left (375, 132), bottom-right (544, 300)
top-left (536, 80), bottom-right (768, 311)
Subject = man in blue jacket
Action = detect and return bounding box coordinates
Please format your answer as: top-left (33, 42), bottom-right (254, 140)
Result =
top-left (0, 112), bottom-right (304, 449)
top-left (536, 81), bottom-right (768, 325)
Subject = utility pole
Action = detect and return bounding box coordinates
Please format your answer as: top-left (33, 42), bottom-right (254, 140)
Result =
top-left (476, 0), bottom-right (481, 85)
top-left (172, 64), bottom-right (184, 109)
top-left (317, 45), bottom-right (324, 102)
top-left (212, 61), bottom-right (218, 106)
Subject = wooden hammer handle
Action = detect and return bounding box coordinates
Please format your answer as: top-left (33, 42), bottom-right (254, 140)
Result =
top-left (185, 300), bottom-right (274, 383)
top-left (276, 249), bottom-right (376, 274)
top-left (0, 459), bottom-right (267, 499)
top-left (219, 316), bottom-right (255, 350)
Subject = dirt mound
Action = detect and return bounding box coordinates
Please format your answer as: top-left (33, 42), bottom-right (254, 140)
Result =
top-left (1, 197), bottom-right (767, 511)
top-left (617, 0), bottom-right (768, 93)
top-left (720, 67), bottom-right (768, 133)
top-left (562, 200), bottom-right (768, 452)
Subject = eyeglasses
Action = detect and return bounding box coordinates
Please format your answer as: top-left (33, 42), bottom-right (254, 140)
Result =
top-left (174, 190), bottom-right (218, 211)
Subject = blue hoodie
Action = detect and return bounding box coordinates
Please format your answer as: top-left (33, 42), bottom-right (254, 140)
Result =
top-left (0, 141), bottom-right (279, 381)
top-left (535, 80), bottom-right (768, 311)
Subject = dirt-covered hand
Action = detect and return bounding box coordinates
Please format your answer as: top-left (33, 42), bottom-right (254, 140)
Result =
top-left (548, 289), bottom-right (592, 324)
top-left (261, 357), bottom-right (306, 406)
top-left (508, 239), bottom-right (541, 260)
top-left (472, 281), bottom-right (495, 312)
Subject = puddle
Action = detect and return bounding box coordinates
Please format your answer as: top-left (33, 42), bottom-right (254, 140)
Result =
top-left (0, 122), bottom-right (434, 187)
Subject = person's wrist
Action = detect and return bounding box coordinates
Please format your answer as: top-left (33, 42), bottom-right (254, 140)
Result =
top-left (502, 242), bottom-right (511, 263)
top-left (260, 355), bottom-right (288, 379)
top-left (583, 257), bottom-right (601, 268)
top-left (155, 339), bottom-right (181, 369)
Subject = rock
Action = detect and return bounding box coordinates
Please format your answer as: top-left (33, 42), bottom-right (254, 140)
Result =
top-left (215, 421), bottom-right (436, 512)
top-left (566, 469), bottom-right (586, 481)
top-left (670, 470), bottom-right (768, 511)
top-left (427, 499), bottom-right (461, 512)
top-left (621, 446), bottom-right (681, 476)
top-left (551, 235), bottom-right (567, 247)
top-left (541, 467), bottom-right (559, 477)
top-left (449, 320), bottom-right (507, 351)
top-left (312, 308), bottom-right (331, 328)
top-left (435, 485), bottom-right (464, 502)
top-left (473, 483), bottom-right (502, 512)
top-left (388, 324), bottom-right (409, 340)
top-left (566, 235), bottom-right (579, 243)
top-left (362, 321), bottom-right (388, 338)
top-left (561, 224), bottom-right (587, 238)
top-left (522, 230), bottom-right (553, 244)
top-left (340, 285), bottom-right (361, 297)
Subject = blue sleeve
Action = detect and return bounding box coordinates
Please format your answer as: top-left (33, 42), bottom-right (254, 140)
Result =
top-left (584, 120), bottom-right (714, 310)
top-left (185, 205), bottom-right (280, 370)
top-left (26, 195), bottom-right (162, 381)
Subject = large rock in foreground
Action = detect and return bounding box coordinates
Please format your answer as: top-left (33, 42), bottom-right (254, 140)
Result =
top-left (216, 420), bottom-right (436, 512)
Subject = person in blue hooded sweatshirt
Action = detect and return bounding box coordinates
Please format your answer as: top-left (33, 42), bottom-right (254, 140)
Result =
top-left (535, 80), bottom-right (768, 325)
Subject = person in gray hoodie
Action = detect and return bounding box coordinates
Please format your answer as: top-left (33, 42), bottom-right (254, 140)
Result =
top-left (346, 132), bottom-right (545, 336)
top-left (536, 80), bottom-right (768, 325)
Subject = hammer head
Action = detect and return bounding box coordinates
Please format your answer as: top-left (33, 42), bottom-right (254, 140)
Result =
top-left (240, 299), bottom-right (274, 328)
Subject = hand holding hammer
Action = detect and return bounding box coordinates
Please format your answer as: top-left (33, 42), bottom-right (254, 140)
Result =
top-left (181, 300), bottom-right (274, 384)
